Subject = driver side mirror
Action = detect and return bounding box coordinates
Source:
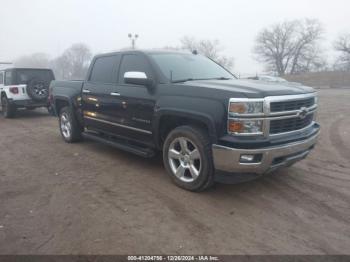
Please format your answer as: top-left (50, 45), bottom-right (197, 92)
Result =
top-left (124, 71), bottom-right (153, 87)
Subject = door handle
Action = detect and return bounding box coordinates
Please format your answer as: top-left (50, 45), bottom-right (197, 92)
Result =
top-left (82, 89), bottom-right (91, 94)
top-left (110, 92), bottom-right (121, 96)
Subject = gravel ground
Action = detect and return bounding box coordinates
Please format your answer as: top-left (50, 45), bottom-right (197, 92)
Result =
top-left (0, 89), bottom-right (349, 255)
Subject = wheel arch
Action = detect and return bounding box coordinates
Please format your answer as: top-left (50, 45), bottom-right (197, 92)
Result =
top-left (54, 96), bottom-right (71, 115)
top-left (153, 109), bottom-right (218, 150)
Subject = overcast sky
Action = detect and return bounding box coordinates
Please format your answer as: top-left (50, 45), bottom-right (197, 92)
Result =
top-left (1, 0), bottom-right (349, 74)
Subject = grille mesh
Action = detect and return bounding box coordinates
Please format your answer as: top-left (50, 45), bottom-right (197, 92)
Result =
top-left (270, 98), bottom-right (315, 112)
top-left (270, 114), bottom-right (313, 134)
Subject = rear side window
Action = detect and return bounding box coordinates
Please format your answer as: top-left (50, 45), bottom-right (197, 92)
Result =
top-left (15, 69), bottom-right (54, 85)
top-left (0, 72), bottom-right (3, 85)
top-left (5, 71), bottom-right (12, 85)
top-left (89, 55), bottom-right (120, 84)
top-left (118, 55), bottom-right (151, 83)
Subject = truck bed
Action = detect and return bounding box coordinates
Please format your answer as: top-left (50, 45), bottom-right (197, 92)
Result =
top-left (51, 80), bottom-right (83, 98)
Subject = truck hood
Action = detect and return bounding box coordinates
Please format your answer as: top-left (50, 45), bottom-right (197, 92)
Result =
top-left (185, 79), bottom-right (315, 98)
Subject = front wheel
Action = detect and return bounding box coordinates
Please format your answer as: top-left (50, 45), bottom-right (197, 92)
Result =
top-left (1, 96), bottom-right (16, 118)
top-left (163, 126), bottom-right (215, 191)
top-left (59, 106), bottom-right (82, 143)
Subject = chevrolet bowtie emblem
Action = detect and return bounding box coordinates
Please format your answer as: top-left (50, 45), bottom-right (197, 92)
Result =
top-left (298, 107), bottom-right (308, 119)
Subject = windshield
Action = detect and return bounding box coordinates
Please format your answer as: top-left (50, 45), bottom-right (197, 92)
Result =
top-left (15, 69), bottom-right (54, 85)
top-left (274, 77), bottom-right (287, 82)
top-left (150, 53), bottom-right (234, 82)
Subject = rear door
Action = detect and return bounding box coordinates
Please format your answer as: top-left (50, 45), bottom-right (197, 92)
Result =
top-left (82, 54), bottom-right (122, 133)
top-left (14, 69), bottom-right (54, 101)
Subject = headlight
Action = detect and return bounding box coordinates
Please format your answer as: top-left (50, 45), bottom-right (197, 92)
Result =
top-left (229, 101), bottom-right (263, 115)
top-left (228, 119), bottom-right (263, 135)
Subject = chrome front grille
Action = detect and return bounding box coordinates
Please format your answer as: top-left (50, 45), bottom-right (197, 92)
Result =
top-left (228, 93), bottom-right (318, 137)
top-left (270, 97), bottom-right (315, 112)
top-left (270, 113), bottom-right (314, 134)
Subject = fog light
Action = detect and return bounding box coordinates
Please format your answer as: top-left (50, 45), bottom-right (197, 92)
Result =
top-left (240, 154), bottom-right (262, 163)
top-left (240, 154), bottom-right (255, 162)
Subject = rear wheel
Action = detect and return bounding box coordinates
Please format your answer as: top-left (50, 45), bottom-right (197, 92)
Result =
top-left (1, 96), bottom-right (16, 118)
top-left (163, 126), bottom-right (215, 191)
top-left (59, 106), bottom-right (82, 143)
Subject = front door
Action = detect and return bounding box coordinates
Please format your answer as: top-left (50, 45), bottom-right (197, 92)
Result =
top-left (115, 54), bottom-right (156, 146)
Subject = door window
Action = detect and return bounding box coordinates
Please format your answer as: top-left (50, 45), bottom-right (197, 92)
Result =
top-left (5, 71), bottom-right (12, 85)
top-left (89, 55), bottom-right (121, 84)
top-left (118, 55), bottom-right (151, 84)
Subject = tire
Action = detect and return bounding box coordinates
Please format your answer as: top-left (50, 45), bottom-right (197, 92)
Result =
top-left (163, 125), bottom-right (215, 191)
top-left (59, 106), bottom-right (82, 143)
top-left (26, 78), bottom-right (49, 102)
top-left (1, 96), bottom-right (16, 118)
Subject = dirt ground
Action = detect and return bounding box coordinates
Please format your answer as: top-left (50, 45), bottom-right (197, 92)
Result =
top-left (0, 88), bottom-right (349, 255)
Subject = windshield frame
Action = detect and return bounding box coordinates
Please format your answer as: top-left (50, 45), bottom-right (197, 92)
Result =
top-left (148, 52), bottom-right (237, 83)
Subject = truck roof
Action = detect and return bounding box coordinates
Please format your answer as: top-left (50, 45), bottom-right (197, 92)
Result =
top-left (94, 49), bottom-right (192, 59)
top-left (0, 67), bottom-right (53, 72)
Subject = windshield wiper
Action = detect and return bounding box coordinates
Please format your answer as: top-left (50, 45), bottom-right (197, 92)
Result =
top-left (171, 78), bottom-right (201, 83)
top-left (207, 77), bottom-right (232, 80)
top-left (171, 77), bottom-right (232, 83)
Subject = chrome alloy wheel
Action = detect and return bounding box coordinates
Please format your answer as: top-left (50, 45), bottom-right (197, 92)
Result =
top-left (168, 137), bottom-right (201, 183)
top-left (60, 112), bottom-right (72, 139)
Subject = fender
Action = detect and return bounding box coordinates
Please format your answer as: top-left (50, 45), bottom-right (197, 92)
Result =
top-left (53, 95), bottom-right (84, 126)
top-left (152, 95), bottom-right (227, 149)
top-left (153, 107), bottom-right (225, 149)
top-left (53, 95), bottom-right (74, 112)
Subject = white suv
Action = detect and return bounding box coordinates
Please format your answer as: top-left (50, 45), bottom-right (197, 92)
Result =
top-left (0, 68), bottom-right (55, 118)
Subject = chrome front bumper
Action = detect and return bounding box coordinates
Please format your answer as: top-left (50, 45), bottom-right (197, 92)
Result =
top-left (212, 132), bottom-right (319, 174)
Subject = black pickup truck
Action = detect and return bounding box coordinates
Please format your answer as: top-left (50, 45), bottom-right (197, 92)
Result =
top-left (51, 50), bottom-right (320, 191)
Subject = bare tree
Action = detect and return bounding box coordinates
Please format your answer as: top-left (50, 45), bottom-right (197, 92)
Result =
top-left (180, 36), bottom-right (198, 53)
top-left (254, 19), bottom-right (324, 75)
top-left (14, 53), bottom-right (50, 68)
top-left (179, 36), bottom-right (234, 69)
top-left (51, 55), bottom-right (71, 80)
top-left (334, 33), bottom-right (350, 71)
top-left (53, 43), bottom-right (92, 80)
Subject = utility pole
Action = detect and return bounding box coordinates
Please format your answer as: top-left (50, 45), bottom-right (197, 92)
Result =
top-left (128, 33), bottom-right (139, 49)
